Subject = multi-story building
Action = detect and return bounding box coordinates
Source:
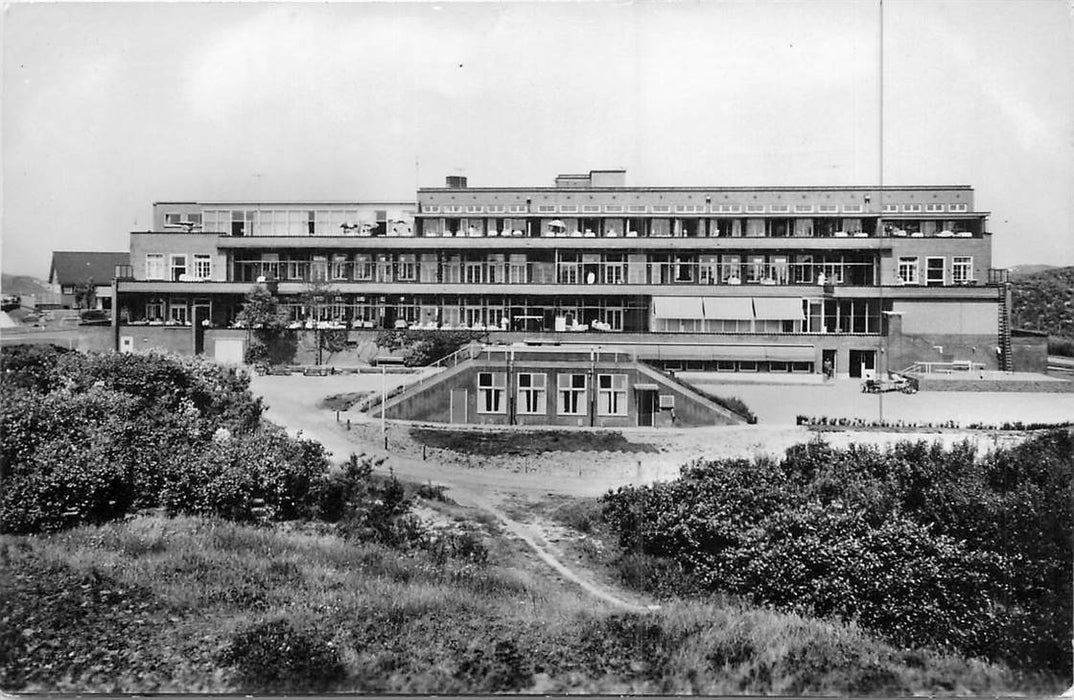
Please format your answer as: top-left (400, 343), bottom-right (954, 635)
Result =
top-left (113, 170), bottom-right (1017, 376)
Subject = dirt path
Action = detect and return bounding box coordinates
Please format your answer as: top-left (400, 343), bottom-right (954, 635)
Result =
top-left (250, 374), bottom-right (654, 611)
top-left (249, 374), bottom-right (1029, 613)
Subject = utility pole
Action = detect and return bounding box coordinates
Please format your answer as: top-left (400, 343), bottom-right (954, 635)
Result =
top-left (381, 364), bottom-right (387, 450)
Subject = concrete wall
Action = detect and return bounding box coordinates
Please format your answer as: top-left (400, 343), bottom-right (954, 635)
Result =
top-left (130, 233), bottom-right (228, 281)
top-left (421, 186), bottom-right (975, 213)
top-left (894, 300), bottom-right (998, 336)
top-left (881, 237), bottom-right (992, 286)
top-left (1011, 335), bottom-right (1048, 373)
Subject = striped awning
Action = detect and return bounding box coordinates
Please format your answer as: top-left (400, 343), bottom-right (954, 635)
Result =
top-left (753, 297), bottom-right (805, 320)
top-left (652, 296), bottom-right (705, 319)
top-left (702, 297), bottom-right (754, 320)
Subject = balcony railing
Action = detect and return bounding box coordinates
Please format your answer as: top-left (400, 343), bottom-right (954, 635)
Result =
top-left (229, 260), bottom-right (880, 287)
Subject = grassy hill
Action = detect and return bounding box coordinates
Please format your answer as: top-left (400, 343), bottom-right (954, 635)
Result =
top-left (2, 511), bottom-right (1062, 695)
top-left (1, 273), bottom-right (51, 296)
top-left (1010, 266), bottom-right (1074, 354)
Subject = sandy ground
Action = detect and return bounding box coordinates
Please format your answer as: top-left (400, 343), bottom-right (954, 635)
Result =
top-left (249, 371), bottom-right (1068, 612)
top-left (692, 377), bottom-right (1074, 425)
top-left (249, 373), bottom-right (1054, 499)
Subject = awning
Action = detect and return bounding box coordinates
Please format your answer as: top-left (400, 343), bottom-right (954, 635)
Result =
top-left (753, 297), bottom-right (804, 320)
top-left (762, 345), bottom-right (815, 362)
top-left (653, 296), bottom-right (705, 319)
top-left (633, 383), bottom-right (659, 391)
top-left (702, 297), bottom-right (754, 320)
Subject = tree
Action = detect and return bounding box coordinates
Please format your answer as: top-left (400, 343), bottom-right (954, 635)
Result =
top-left (298, 279), bottom-right (348, 365)
top-left (73, 278), bottom-right (97, 310)
top-left (237, 284), bottom-right (288, 364)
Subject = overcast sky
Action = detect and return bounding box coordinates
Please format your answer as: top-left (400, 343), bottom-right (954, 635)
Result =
top-left (3, 0), bottom-right (1073, 277)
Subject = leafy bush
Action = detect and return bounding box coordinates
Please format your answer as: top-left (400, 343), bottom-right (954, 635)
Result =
top-left (1047, 335), bottom-right (1074, 357)
top-left (600, 432), bottom-right (1074, 673)
top-left (221, 619), bottom-right (345, 692)
top-left (0, 348), bottom-right (330, 533)
top-left (375, 329), bottom-right (485, 366)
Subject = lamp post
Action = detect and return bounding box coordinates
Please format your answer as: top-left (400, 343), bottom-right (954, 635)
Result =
top-left (381, 363), bottom-right (387, 450)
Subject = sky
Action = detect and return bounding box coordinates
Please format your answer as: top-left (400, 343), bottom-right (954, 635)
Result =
top-left (3, 0), bottom-right (1073, 278)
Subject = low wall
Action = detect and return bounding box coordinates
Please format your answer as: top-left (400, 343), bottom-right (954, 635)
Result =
top-left (913, 376), bottom-right (1074, 393)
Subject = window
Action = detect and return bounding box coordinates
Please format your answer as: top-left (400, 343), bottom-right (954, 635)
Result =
top-left (145, 299), bottom-right (164, 321)
top-left (169, 299), bottom-right (187, 324)
top-left (597, 374), bottom-right (627, 416)
top-left (332, 254), bottom-right (349, 280)
top-left (397, 254), bottom-right (417, 281)
top-left (557, 373), bottom-right (587, 415)
top-left (926, 203), bottom-right (944, 212)
top-left (926, 257), bottom-right (945, 286)
top-left (145, 254), bottom-right (165, 280)
top-left (952, 256), bottom-right (973, 284)
top-left (517, 373), bottom-right (547, 414)
top-left (477, 372), bottom-right (506, 413)
top-left (165, 213), bottom-right (181, 226)
top-left (170, 254), bottom-right (187, 281)
top-left (902, 203), bottom-right (923, 213)
top-left (897, 256), bottom-right (919, 284)
top-left (950, 203), bottom-right (968, 212)
top-left (192, 254), bottom-right (212, 280)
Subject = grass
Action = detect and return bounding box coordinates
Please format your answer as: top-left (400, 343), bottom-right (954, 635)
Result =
top-left (1, 513), bottom-right (1063, 695)
top-left (409, 426), bottom-right (659, 456)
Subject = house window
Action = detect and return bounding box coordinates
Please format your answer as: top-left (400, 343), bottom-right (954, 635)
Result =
top-left (331, 254), bottom-right (349, 280)
top-left (557, 373), bottom-right (587, 415)
top-left (170, 254), bottom-right (187, 281)
top-left (902, 203), bottom-right (923, 213)
top-left (169, 299), bottom-right (188, 324)
top-left (192, 255), bottom-right (212, 280)
top-left (517, 373), bottom-right (547, 414)
top-left (165, 213), bottom-right (181, 227)
top-left (597, 374), bottom-right (627, 416)
top-left (926, 257), bottom-right (945, 286)
top-left (145, 299), bottom-right (165, 321)
top-left (952, 256), bottom-right (973, 284)
top-left (145, 254), bottom-right (165, 280)
top-left (950, 203), bottom-right (968, 212)
top-left (477, 372), bottom-right (506, 414)
top-left (897, 256), bottom-right (919, 284)
top-left (397, 254), bottom-right (417, 281)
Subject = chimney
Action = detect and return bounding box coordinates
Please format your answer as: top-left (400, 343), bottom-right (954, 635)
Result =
top-left (445, 175), bottom-right (468, 188)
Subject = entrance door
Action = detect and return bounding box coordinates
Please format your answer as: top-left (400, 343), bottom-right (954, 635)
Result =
top-left (926, 257), bottom-right (945, 287)
top-left (450, 388), bottom-right (468, 424)
top-left (636, 390), bottom-right (656, 427)
top-left (821, 349), bottom-right (837, 377)
top-left (848, 349), bottom-right (876, 379)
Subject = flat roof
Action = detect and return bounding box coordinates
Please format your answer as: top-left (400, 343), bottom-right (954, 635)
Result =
top-left (419, 184), bottom-right (974, 193)
top-left (153, 200), bottom-right (415, 206)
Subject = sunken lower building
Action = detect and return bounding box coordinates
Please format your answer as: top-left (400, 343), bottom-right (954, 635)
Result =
top-left (378, 344), bottom-right (748, 427)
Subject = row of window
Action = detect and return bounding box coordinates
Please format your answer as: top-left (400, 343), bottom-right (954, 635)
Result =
top-left (229, 252), bottom-right (876, 287)
top-left (145, 253), bottom-right (213, 281)
top-left (477, 372), bottom-right (629, 416)
top-left (423, 203), bottom-right (971, 215)
top-left (897, 256), bottom-right (974, 286)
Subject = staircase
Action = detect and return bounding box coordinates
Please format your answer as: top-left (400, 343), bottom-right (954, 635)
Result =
top-left (991, 268), bottom-right (1013, 371)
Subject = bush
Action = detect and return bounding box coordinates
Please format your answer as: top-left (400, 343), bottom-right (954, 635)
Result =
top-left (375, 329), bottom-right (485, 366)
top-left (0, 349), bottom-right (331, 533)
top-left (599, 432), bottom-right (1074, 674)
top-left (221, 619), bottom-right (345, 692)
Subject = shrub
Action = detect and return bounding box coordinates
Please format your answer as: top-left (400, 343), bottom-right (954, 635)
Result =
top-left (0, 349), bottom-right (331, 533)
top-left (599, 431), bottom-right (1074, 674)
top-left (221, 619), bottom-right (345, 692)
